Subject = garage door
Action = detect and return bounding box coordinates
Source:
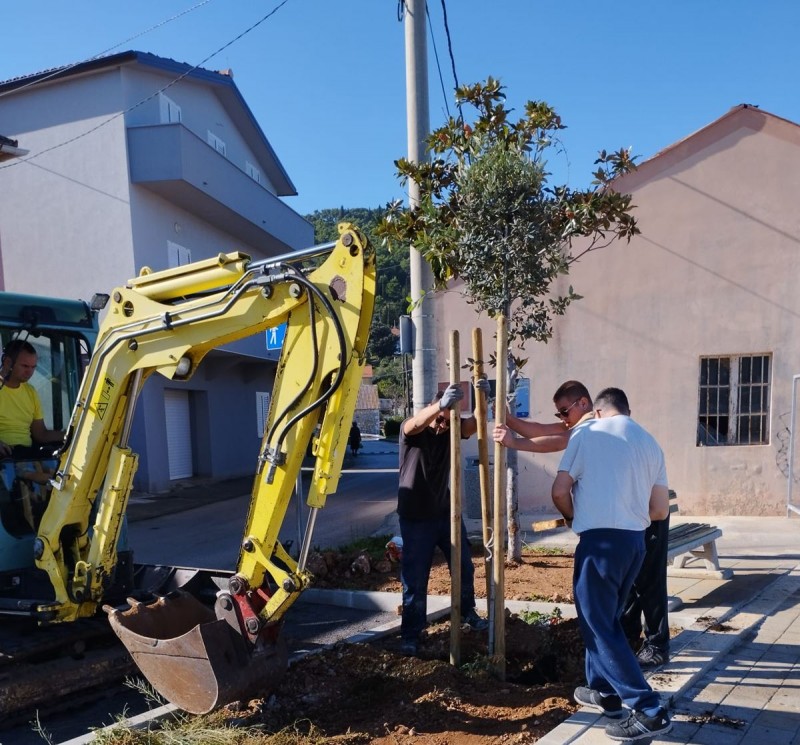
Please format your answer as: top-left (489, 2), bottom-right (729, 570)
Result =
top-left (164, 389), bottom-right (193, 480)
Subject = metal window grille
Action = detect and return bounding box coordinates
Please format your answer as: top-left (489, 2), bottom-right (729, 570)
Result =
top-left (697, 354), bottom-right (770, 446)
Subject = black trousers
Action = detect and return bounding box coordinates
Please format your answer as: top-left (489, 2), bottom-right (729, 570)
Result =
top-left (11, 444), bottom-right (59, 459)
top-left (621, 515), bottom-right (670, 652)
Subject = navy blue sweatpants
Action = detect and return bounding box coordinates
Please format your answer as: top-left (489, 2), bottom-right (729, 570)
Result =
top-left (399, 516), bottom-right (476, 643)
top-left (574, 528), bottom-right (660, 712)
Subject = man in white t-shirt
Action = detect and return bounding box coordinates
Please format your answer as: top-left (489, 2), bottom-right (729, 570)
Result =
top-left (551, 387), bottom-right (672, 742)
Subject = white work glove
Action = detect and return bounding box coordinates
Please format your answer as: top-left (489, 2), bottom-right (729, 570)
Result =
top-left (438, 384), bottom-right (464, 410)
top-left (473, 378), bottom-right (491, 396)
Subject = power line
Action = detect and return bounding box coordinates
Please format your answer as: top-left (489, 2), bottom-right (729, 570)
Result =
top-left (426, 3), bottom-right (450, 119)
top-left (439, 0), bottom-right (463, 122)
top-left (0, 0), bottom-right (291, 169)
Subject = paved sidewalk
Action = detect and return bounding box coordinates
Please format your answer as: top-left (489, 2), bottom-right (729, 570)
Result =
top-left (528, 516), bottom-right (800, 744)
top-left (538, 563), bottom-right (800, 744)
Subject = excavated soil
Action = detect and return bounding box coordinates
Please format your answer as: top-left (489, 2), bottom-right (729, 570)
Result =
top-left (217, 547), bottom-right (584, 743)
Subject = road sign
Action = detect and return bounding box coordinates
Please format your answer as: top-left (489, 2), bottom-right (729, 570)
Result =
top-left (515, 377), bottom-right (530, 418)
top-left (266, 323), bottom-right (287, 350)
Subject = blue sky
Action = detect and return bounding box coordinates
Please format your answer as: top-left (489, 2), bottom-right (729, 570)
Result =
top-left (3, 1), bottom-right (800, 216)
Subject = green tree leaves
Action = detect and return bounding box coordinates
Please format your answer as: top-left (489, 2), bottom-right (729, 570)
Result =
top-left (376, 78), bottom-right (640, 348)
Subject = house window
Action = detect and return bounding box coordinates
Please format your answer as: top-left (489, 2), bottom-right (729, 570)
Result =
top-left (207, 130), bottom-right (227, 156)
top-left (167, 240), bottom-right (191, 268)
top-left (245, 161), bottom-right (262, 184)
top-left (256, 391), bottom-right (271, 438)
top-left (697, 354), bottom-right (770, 446)
top-left (159, 93), bottom-right (182, 124)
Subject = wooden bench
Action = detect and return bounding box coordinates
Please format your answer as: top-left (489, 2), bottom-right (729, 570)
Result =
top-left (666, 490), bottom-right (732, 580)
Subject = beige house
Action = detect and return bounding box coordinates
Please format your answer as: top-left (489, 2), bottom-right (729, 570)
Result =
top-left (437, 104), bottom-right (800, 517)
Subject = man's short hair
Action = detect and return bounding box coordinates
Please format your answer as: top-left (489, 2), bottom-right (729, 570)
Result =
top-left (594, 387), bottom-right (630, 416)
top-left (553, 380), bottom-right (592, 405)
top-left (2, 338), bottom-right (36, 363)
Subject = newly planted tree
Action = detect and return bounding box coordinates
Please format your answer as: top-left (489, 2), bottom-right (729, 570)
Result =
top-left (377, 78), bottom-right (640, 559)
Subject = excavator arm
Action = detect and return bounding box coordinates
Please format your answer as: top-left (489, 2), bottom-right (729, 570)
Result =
top-left (34, 224), bottom-right (375, 711)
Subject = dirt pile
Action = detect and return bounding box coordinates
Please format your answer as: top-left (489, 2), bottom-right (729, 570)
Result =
top-left (219, 547), bottom-right (583, 743)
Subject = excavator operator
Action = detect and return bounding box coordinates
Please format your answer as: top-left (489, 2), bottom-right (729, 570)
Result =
top-left (0, 338), bottom-right (64, 459)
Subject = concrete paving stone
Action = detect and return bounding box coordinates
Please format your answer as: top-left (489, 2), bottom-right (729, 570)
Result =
top-left (655, 719), bottom-right (703, 743)
top-left (771, 690), bottom-right (800, 711)
top-left (676, 699), bottom-right (725, 717)
top-left (712, 702), bottom-right (756, 724)
top-left (758, 621), bottom-right (799, 643)
top-left (722, 681), bottom-right (779, 710)
top-left (683, 721), bottom-right (747, 744)
top-left (758, 647), bottom-right (799, 663)
top-left (754, 708), bottom-right (800, 731)
top-left (705, 668), bottom-right (748, 684)
top-left (690, 681), bottom-right (736, 705)
top-left (742, 723), bottom-right (799, 744)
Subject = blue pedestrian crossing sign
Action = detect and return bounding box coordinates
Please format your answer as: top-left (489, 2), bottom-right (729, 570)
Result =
top-left (266, 323), bottom-right (287, 350)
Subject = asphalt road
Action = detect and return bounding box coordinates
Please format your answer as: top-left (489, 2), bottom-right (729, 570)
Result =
top-left (127, 443), bottom-right (400, 569)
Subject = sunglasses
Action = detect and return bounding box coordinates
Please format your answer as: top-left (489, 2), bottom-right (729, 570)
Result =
top-left (554, 400), bottom-right (580, 419)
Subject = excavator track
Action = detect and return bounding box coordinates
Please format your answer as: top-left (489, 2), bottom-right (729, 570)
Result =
top-left (0, 612), bottom-right (138, 726)
top-left (0, 564), bottom-right (232, 725)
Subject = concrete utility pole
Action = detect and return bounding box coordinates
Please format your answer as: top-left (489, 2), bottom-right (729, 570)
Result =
top-left (404, 0), bottom-right (437, 412)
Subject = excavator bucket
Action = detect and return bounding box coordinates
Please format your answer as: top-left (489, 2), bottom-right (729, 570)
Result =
top-left (106, 591), bottom-right (287, 714)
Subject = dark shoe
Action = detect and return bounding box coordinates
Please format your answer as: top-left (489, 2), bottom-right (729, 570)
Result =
top-left (573, 686), bottom-right (624, 718)
top-left (461, 609), bottom-right (488, 632)
top-left (637, 645), bottom-right (669, 669)
top-left (605, 708), bottom-right (672, 741)
top-left (400, 641), bottom-right (418, 657)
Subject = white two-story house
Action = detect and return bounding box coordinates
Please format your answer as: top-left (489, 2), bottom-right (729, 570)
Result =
top-left (0, 51), bottom-right (314, 492)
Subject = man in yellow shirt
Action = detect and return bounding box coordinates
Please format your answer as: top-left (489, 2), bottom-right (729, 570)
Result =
top-left (0, 339), bottom-right (65, 458)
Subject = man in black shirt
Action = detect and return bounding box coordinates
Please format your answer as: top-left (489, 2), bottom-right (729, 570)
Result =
top-left (398, 382), bottom-right (489, 656)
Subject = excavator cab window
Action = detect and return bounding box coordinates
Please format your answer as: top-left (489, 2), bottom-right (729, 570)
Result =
top-left (0, 330), bottom-right (90, 537)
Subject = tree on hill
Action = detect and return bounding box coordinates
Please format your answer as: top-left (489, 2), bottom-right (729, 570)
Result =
top-left (305, 207), bottom-right (410, 405)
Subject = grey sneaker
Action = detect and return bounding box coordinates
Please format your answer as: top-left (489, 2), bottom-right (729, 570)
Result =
top-left (637, 645), bottom-right (669, 669)
top-left (605, 708), bottom-right (672, 741)
top-left (573, 686), bottom-right (624, 718)
top-left (462, 609), bottom-right (488, 632)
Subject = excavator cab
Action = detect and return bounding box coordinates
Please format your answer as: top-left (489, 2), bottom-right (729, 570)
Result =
top-left (0, 294), bottom-right (103, 601)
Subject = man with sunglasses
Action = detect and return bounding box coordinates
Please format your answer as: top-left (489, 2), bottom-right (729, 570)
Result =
top-left (552, 387), bottom-right (672, 741)
top-left (397, 381), bottom-right (490, 657)
top-left (492, 379), bottom-right (594, 455)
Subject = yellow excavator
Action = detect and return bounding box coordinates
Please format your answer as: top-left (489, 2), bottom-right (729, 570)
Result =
top-left (20, 223), bottom-right (374, 714)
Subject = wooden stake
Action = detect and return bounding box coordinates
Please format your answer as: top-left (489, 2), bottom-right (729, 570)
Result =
top-left (491, 316), bottom-right (507, 678)
top-left (449, 331), bottom-right (462, 667)
top-left (471, 327), bottom-right (492, 603)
